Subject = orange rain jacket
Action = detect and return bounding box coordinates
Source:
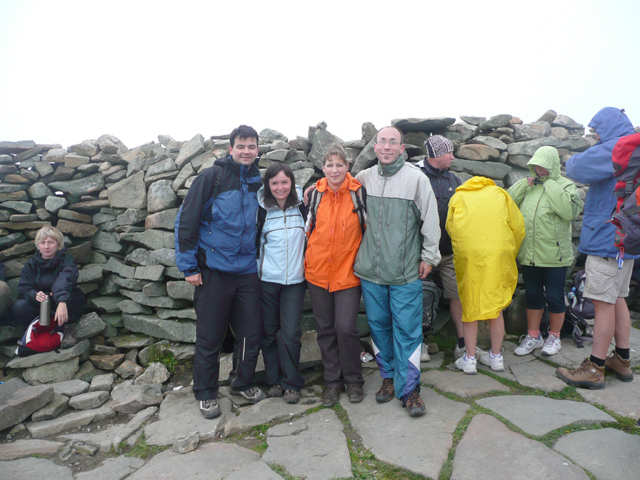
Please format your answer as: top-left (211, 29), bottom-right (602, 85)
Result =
top-left (304, 173), bottom-right (364, 292)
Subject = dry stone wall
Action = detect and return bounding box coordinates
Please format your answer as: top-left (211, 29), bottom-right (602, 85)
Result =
top-left (1, 110), bottom-right (639, 356)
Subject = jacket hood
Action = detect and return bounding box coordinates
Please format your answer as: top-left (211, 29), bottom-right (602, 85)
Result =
top-left (456, 176), bottom-right (496, 192)
top-left (257, 184), bottom-right (303, 209)
top-left (315, 172), bottom-right (361, 193)
top-left (588, 107), bottom-right (634, 143)
top-left (527, 146), bottom-right (561, 179)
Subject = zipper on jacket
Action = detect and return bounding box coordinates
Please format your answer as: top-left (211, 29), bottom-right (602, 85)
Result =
top-left (531, 188), bottom-right (544, 266)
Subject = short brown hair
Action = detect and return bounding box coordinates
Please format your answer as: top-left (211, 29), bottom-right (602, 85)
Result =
top-left (323, 144), bottom-right (348, 165)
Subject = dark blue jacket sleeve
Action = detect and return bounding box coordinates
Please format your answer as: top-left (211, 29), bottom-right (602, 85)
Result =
top-left (565, 142), bottom-right (614, 185)
top-left (17, 259), bottom-right (37, 301)
top-left (51, 254), bottom-right (78, 303)
top-left (174, 167), bottom-right (217, 275)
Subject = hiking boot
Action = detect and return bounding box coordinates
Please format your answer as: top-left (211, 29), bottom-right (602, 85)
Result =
top-left (605, 351), bottom-right (634, 382)
top-left (266, 384), bottom-right (284, 398)
top-left (375, 378), bottom-right (395, 403)
top-left (231, 386), bottom-right (265, 404)
top-left (283, 389), bottom-right (301, 404)
top-left (514, 335), bottom-right (544, 356)
top-left (199, 399), bottom-right (221, 419)
top-left (455, 353), bottom-right (477, 374)
top-left (346, 384), bottom-right (364, 403)
top-left (479, 350), bottom-right (504, 372)
top-left (542, 335), bottom-right (562, 356)
top-left (556, 358), bottom-right (605, 389)
top-left (322, 384), bottom-right (342, 407)
top-left (403, 388), bottom-right (426, 417)
top-left (420, 342), bottom-right (431, 362)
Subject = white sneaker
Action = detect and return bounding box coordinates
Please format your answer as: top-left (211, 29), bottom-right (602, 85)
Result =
top-left (454, 344), bottom-right (465, 359)
top-left (514, 335), bottom-right (544, 356)
top-left (542, 335), bottom-right (561, 356)
top-left (479, 351), bottom-right (505, 371)
top-left (455, 354), bottom-right (477, 374)
top-left (420, 342), bottom-right (431, 362)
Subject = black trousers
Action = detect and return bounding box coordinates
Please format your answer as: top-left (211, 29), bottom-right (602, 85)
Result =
top-left (11, 288), bottom-right (85, 328)
top-left (193, 268), bottom-right (262, 401)
top-left (308, 283), bottom-right (363, 387)
top-left (260, 281), bottom-right (305, 391)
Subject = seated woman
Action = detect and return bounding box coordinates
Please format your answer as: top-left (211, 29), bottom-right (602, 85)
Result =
top-left (12, 225), bottom-right (85, 329)
top-left (257, 163), bottom-right (307, 404)
top-left (447, 176), bottom-right (525, 374)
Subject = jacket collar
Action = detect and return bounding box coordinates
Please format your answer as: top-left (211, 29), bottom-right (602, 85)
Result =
top-left (377, 155), bottom-right (405, 177)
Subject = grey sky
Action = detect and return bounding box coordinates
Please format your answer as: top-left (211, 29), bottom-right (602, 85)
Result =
top-left (0, 0), bottom-right (638, 149)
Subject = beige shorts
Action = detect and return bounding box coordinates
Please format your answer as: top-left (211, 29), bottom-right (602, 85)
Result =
top-left (433, 254), bottom-right (459, 300)
top-left (583, 255), bottom-right (635, 304)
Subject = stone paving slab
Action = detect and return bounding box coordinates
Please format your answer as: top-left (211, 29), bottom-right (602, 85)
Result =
top-left (510, 360), bottom-right (568, 392)
top-left (477, 341), bottom-right (538, 381)
top-left (476, 395), bottom-right (614, 436)
top-left (61, 406), bottom-right (157, 452)
top-left (0, 457), bottom-right (73, 479)
top-left (0, 380), bottom-right (53, 431)
top-left (452, 414), bottom-right (589, 480)
top-left (74, 456), bottom-right (145, 480)
top-left (222, 395), bottom-right (321, 437)
top-left (0, 439), bottom-right (63, 460)
top-left (341, 377), bottom-right (469, 478)
top-left (5, 340), bottom-right (90, 369)
top-left (128, 442), bottom-right (260, 480)
top-left (144, 388), bottom-right (230, 446)
top-left (26, 405), bottom-right (115, 438)
top-left (554, 427), bottom-right (640, 480)
top-left (224, 460), bottom-right (284, 479)
top-left (51, 379), bottom-right (89, 396)
top-left (263, 408), bottom-right (352, 480)
top-left (578, 376), bottom-right (640, 418)
top-left (421, 369), bottom-right (510, 397)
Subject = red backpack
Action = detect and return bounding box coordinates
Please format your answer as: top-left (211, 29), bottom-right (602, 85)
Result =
top-left (16, 318), bottom-right (63, 357)
top-left (611, 132), bottom-right (640, 257)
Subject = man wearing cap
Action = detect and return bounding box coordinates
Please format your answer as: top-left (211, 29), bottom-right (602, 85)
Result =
top-left (419, 135), bottom-right (465, 359)
top-left (354, 126), bottom-right (441, 417)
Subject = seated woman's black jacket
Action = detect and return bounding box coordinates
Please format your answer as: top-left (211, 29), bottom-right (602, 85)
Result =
top-left (17, 250), bottom-right (79, 304)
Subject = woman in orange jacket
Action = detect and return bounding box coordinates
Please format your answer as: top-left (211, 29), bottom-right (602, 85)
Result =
top-left (305, 144), bottom-right (365, 407)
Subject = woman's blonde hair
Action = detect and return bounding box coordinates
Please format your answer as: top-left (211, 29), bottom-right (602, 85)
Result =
top-left (34, 225), bottom-right (64, 250)
top-left (323, 144), bottom-right (349, 166)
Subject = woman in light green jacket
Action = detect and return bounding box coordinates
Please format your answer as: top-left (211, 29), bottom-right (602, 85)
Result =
top-left (508, 146), bottom-right (583, 357)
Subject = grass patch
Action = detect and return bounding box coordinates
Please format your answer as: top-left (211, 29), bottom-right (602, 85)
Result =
top-left (268, 463), bottom-right (303, 480)
top-left (125, 435), bottom-right (169, 459)
top-left (437, 407), bottom-right (476, 480)
top-left (146, 346), bottom-right (178, 374)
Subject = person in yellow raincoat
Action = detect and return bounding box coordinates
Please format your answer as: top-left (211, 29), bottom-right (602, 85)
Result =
top-left (446, 176), bottom-right (525, 374)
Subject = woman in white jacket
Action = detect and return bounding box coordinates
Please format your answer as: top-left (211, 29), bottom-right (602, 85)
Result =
top-left (257, 163), bottom-right (307, 404)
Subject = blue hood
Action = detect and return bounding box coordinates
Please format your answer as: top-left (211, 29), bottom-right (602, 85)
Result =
top-left (589, 107), bottom-right (634, 143)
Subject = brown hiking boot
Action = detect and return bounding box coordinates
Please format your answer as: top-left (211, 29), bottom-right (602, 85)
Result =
top-left (375, 378), bottom-right (394, 403)
top-left (605, 352), bottom-right (634, 382)
top-left (404, 388), bottom-right (426, 417)
top-left (346, 384), bottom-right (364, 403)
top-left (322, 384), bottom-right (342, 407)
top-left (556, 358), bottom-right (605, 389)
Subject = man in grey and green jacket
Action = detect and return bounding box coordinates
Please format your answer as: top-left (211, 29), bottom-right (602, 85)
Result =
top-left (354, 126), bottom-right (441, 417)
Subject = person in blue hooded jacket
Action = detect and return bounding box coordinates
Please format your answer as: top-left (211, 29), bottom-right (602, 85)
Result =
top-left (556, 107), bottom-right (637, 389)
top-left (174, 125), bottom-right (265, 419)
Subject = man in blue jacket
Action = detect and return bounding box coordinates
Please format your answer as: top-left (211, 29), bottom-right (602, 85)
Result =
top-left (556, 107), bottom-right (637, 389)
top-left (175, 125), bottom-right (265, 419)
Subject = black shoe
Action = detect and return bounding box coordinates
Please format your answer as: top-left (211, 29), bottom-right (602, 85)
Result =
top-left (283, 389), bottom-right (301, 404)
top-left (346, 384), bottom-right (364, 403)
top-left (375, 378), bottom-right (394, 403)
top-left (199, 399), bottom-right (221, 419)
top-left (231, 386), bottom-right (265, 404)
top-left (266, 384), bottom-right (284, 397)
top-left (322, 385), bottom-right (342, 407)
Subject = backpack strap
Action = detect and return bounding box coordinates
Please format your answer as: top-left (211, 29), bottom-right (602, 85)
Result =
top-left (255, 206), bottom-right (267, 255)
top-left (349, 186), bottom-right (367, 234)
top-left (306, 187), bottom-right (323, 235)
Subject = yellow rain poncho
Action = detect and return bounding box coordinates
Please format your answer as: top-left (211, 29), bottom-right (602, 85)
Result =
top-left (446, 176), bottom-right (525, 322)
